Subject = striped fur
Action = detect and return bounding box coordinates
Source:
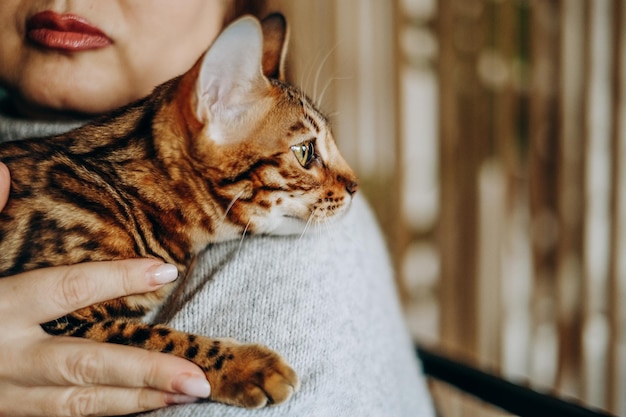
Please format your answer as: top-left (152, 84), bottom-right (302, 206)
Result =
top-left (0, 15), bottom-right (356, 408)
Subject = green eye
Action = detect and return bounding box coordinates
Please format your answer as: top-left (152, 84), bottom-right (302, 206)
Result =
top-left (291, 140), bottom-right (316, 167)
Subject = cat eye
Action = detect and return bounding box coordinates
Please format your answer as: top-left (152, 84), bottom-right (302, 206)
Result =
top-left (291, 140), bottom-right (316, 167)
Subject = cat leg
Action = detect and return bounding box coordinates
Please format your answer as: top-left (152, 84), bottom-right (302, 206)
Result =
top-left (42, 316), bottom-right (299, 408)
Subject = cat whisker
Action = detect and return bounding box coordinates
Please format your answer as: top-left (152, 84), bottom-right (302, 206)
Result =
top-left (326, 111), bottom-right (341, 121)
top-left (302, 47), bottom-right (324, 93)
top-left (316, 216), bottom-right (326, 239)
top-left (216, 190), bottom-right (244, 237)
top-left (312, 43), bottom-right (340, 106)
top-left (223, 190), bottom-right (245, 221)
top-left (299, 210), bottom-right (316, 241)
top-left (311, 215), bottom-right (332, 252)
top-left (324, 217), bottom-right (342, 252)
top-left (236, 218), bottom-right (252, 258)
top-left (323, 214), bottom-right (334, 236)
top-left (316, 75), bottom-right (351, 109)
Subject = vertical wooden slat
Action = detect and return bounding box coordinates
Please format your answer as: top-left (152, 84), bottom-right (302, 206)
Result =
top-left (555, 0), bottom-right (586, 398)
top-left (610, 0), bottom-right (626, 410)
top-left (609, 0), bottom-right (626, 415)
top-left (582, 0), bottom-right (612, 408)
top-left (528, 0), bottom-right (560, 388)
top-left (476, 0), bottom-right (515, 372)
top-left (394, 0), bottom-right (440, 342)
top-left (477, 161), bottom-right (505, 371)
top-left (498, 0), bottom-right (534, 383)
top-left (483, 0), bottom-right (521, 375)
top-left (607, 0), bottom-right (623, 412)
top-left (577, 0), bottom-right (593, 406)
top-left (438, 0), bottom-right (490, 362)
top-left (438, 0), bottom-right (464, 359)
top-left (493, 0), bottom-right (520, 169)
top-left (390, 0), bottom-right (411, 308)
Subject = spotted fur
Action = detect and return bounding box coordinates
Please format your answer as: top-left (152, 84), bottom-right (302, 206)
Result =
top-left (0, 14), bottom-right (356, 408)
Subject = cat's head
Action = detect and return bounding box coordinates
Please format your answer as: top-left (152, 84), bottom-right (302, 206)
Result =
top-left (172, 14), bottom-right (358, 236)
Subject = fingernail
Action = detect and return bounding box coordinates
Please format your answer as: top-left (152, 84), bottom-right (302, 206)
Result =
top-left (166, 394), bottom-right (200, 405)
top-left (148, 263), bottom-right (179, 285)
top-left (178, 376), bottom-right (211, 398)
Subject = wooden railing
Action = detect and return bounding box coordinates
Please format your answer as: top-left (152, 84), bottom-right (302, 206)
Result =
top-left (270, 0), bottom-right (626, 415)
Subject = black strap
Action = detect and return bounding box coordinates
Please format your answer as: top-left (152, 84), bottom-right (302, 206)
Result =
top-left (416, 346), bottom-right (616, 417)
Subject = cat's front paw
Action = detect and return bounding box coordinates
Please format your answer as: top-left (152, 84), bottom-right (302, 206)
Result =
top-left (204, 341), bottom-right (299, 408)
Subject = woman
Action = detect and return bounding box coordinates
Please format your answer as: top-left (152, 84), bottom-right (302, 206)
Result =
top-left (0, 1), bottom-right (434, 416)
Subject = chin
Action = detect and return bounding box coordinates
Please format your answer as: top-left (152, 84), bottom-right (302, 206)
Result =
top-left (17, 56), bottom-right (150, 116)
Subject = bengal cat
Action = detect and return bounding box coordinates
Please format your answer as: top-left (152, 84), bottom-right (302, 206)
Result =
top-left (0, 14), bottom-right (357, 409)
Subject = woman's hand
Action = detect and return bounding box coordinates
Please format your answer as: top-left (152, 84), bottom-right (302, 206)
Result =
top-left (0, 162), bottom-right (210, 417)
top-left (0, 161), bottom-right (9, 208)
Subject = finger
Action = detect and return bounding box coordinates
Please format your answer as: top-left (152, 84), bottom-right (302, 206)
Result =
top-left (28, 337), bottom-right (209, 398)
top-left (0, 162), bottom-right (10, 211)
top-left (1, 385), bottom-right (198, 417)
top-left (0, 259), bottom-right (179, 325)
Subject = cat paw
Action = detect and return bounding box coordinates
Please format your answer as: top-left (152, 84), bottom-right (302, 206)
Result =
top-left (204, 341), bottom-right (299, 408)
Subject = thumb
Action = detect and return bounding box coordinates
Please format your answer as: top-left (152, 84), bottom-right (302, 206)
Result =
top-left (0, 163), bottom-right (9, 211)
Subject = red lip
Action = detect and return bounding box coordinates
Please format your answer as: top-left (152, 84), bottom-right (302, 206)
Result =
top-left (26, 11), bottom-right (112, 51)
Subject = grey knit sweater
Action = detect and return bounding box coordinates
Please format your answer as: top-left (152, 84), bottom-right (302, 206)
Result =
top-left (0, 110), bottom-right (435, 417)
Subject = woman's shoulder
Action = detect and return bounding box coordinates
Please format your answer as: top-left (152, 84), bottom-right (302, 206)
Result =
top-left (153, 195), bottom-right (435, 417)
top-left (175, 194), bottom-right (394, 315)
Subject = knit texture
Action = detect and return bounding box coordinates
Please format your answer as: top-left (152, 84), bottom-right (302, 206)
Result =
top-left (0, 110), bottom-right (435, 417)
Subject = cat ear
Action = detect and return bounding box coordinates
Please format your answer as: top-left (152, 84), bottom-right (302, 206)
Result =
top-left (261, 13), bottom-right (289, 81)
top-left (195, 16), bottom-right (266, 129)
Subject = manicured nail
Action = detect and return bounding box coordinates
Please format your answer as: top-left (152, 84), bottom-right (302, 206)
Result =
top-left (178, 376), bottom-right (211, 398)
top-left (148, 263), bottom-right (179, 285)
top-left (166, 394), bottom-right (200, 405)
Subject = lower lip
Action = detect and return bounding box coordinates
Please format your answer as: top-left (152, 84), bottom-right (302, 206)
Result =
top-left (26, 12), bottom-right (112, 52)
top-left (28, 28), bottom-right (111, 51)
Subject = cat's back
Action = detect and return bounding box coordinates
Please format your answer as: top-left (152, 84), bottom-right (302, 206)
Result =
top-left (0, 97), bottom-right (164, 275)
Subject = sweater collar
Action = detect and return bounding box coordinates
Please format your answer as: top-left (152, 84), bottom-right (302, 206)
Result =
top-left (0, 98), bottom-right (85, 143)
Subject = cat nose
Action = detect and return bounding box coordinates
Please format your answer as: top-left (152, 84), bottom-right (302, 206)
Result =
top-left (337, 174), bottom-right (358, 196)
top-left (346, 181), bottom-right (358, 195)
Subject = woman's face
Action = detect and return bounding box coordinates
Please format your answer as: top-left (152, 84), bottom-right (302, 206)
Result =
top-left (0, 0), bottom-right (227, 118)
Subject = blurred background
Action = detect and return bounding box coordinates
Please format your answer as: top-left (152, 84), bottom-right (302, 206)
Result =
top-left (267, 0), bottom-right (625, 415)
